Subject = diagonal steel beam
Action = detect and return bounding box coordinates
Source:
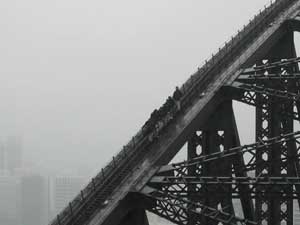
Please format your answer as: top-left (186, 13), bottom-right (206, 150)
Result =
top-left (230, 81), bottom-right (300, 101)
top-left (141, 187), bottom-right (257, 225)
top-left (242, 57), bottom-right (300, 74)
top-left (237, 73), bottom-right (300, 83)
top-left (229, 107), bottom-right (255, 221)
top-left (224, 82), bottom-right (300, 120)
top-left (149, 176), bottom-right (300, 185)
top-left (147, 176), bottom-right (300, 199)
top-left (157, 132), bottom-right (300, 175)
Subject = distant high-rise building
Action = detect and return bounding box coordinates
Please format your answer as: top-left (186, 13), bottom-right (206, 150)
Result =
top-left (6, 136), bottom-right (22, 173)
top-left (0, 144), bottom-right (6, 171)
top-left (21, 175), bottom-right (49, 225)
top-left (51, 176), bottom-right (86, 216)
top-left (0, 174), bottom-right (21, 225)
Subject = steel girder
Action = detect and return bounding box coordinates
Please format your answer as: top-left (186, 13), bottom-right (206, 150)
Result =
top-left (147, 176), bottom-right (300, 199)
top-left (143, 53), bottom-right (300, 224)
top-left (141, 187), bottom-right (257, 225)
top-left (156, 131), bottom-right (300, 174)
top-left (221, 34), bottom-right (300, 224)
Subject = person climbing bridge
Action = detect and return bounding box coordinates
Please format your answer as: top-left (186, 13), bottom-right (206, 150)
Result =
top-left (172, 86), bottom-right (183, 111)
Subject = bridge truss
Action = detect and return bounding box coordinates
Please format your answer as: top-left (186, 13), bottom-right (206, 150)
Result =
top-left (49, 0), bottom-right (300, 224)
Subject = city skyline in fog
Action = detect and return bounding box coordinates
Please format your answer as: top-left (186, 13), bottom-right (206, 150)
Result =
top-left (0, 0), bottom-right (274, 174)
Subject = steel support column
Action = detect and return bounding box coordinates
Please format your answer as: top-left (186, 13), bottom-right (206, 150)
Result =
top-left (186, 101), bottom-right (236, 224)
top-left (119, 209), bottom-right (149, 225)
top-left (255, 32), bottom-right (296, 225)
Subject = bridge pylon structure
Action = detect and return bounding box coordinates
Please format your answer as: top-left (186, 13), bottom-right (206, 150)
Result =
top-left (49, 0), bottom-right (300, 224)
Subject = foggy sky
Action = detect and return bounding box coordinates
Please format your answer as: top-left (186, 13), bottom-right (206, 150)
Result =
top-left (0, 0), bottom-right (271, 174)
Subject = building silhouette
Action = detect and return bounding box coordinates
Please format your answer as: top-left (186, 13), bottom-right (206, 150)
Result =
top-left (6, 136), bottom-right (22, 174)
top-left (0, 173), bottom-right (21, 225)
top-left (51, 176), bottom-right (86, 217)
top-left (21, 175), bottom-right (49, 225)
top-left (0, 144), bottom-right (6, 171)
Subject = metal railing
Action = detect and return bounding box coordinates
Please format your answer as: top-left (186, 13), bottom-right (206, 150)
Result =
top-left (48, 0), bottom-right (298, 224)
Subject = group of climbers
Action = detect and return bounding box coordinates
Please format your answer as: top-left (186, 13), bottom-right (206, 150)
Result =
top-left (142, 86), bottom-right (183, 141)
